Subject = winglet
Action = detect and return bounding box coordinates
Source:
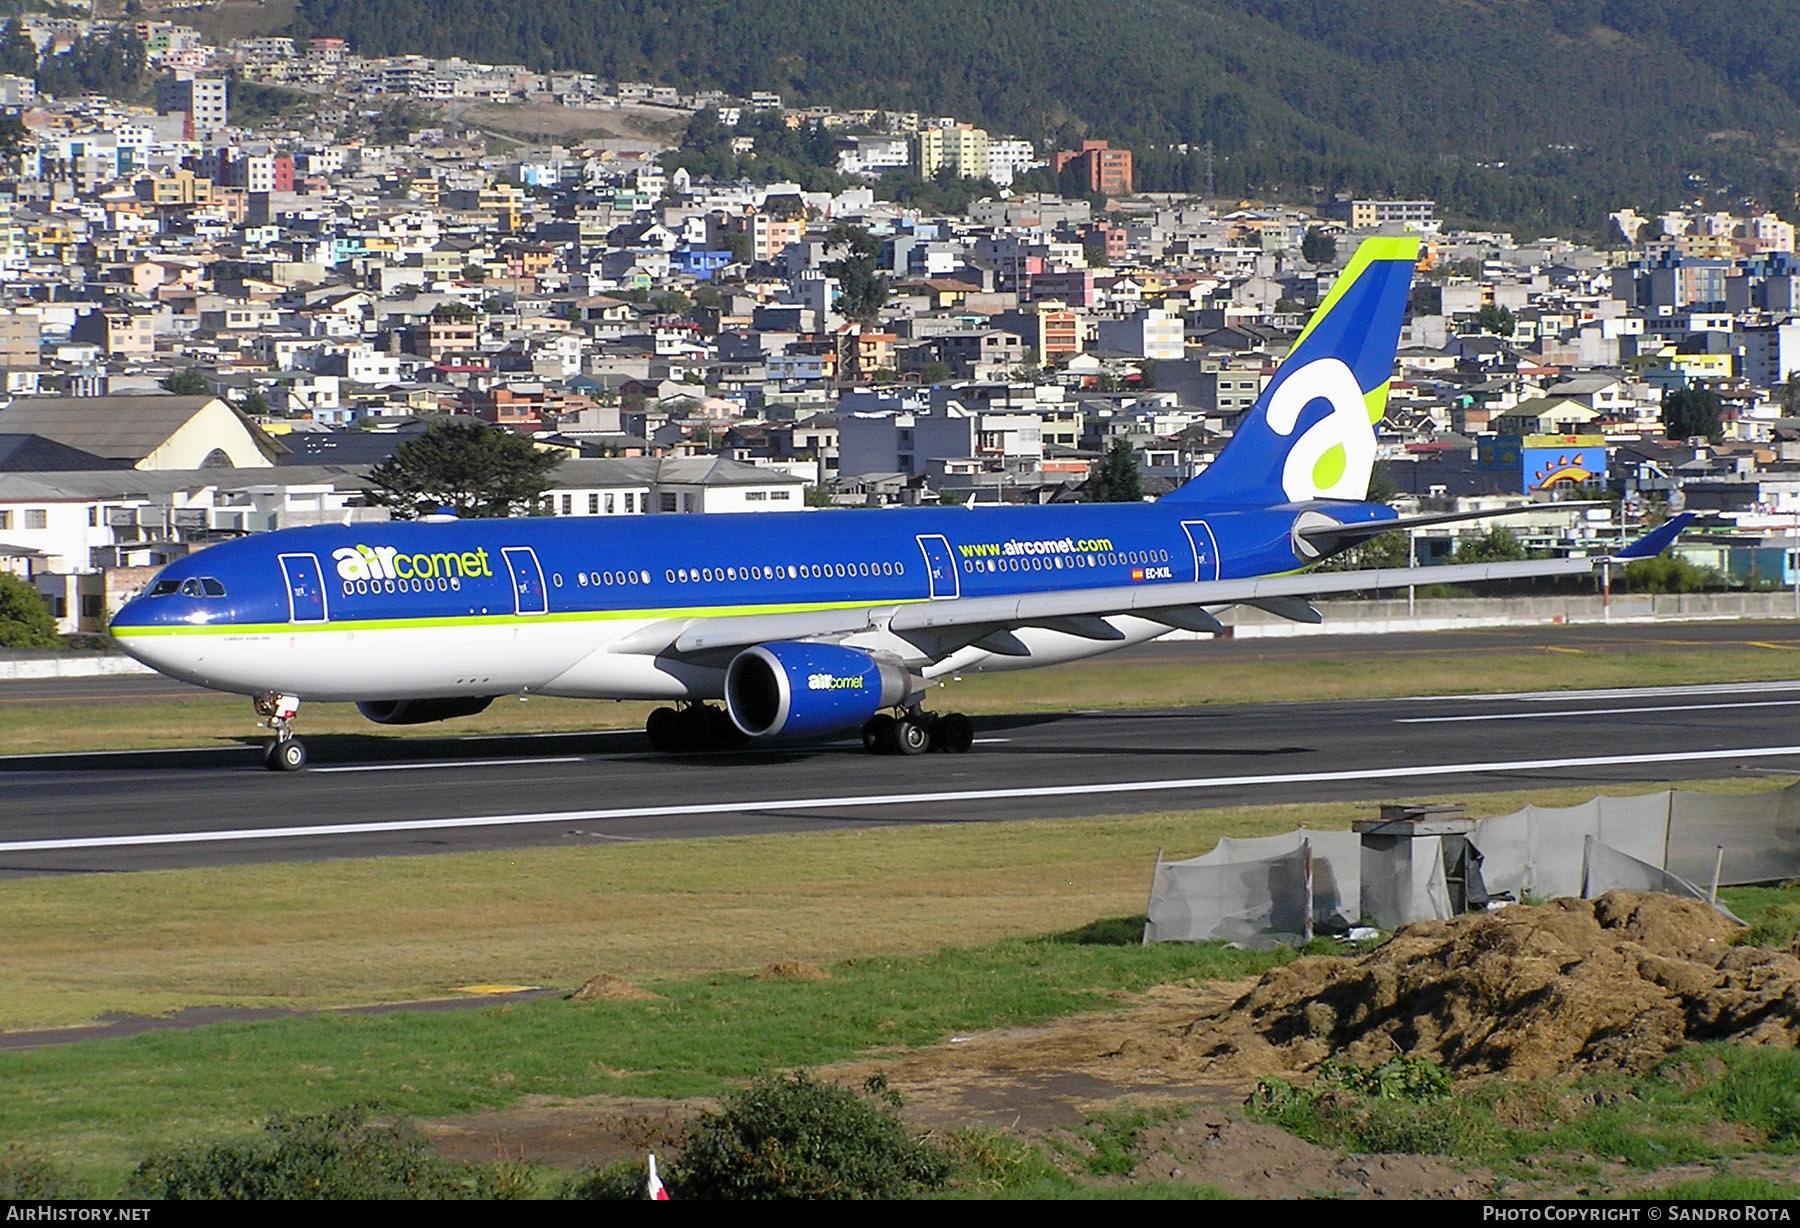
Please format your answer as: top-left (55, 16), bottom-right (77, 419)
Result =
top-left (1611, 512), bottom-right (1697, 560)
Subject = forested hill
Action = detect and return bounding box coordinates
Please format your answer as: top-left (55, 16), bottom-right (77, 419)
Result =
top-left (293, 0), bottom-right (1800, 235)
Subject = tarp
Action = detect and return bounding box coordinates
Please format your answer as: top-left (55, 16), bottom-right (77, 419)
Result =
top-left (1473, 793), bottom-right (1670, 901)
top-left (1581, 835), bottom-right (1744, 924)
top-left (1666, 787), bottom-right (1800, 888)
top-left (1144, 843), bottom-right (1313, 948)
top-left (1182, 828), bottom-right (1362, 930)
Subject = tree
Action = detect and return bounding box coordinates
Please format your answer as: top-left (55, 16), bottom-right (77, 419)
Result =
top-left (0, 571), bottom-right (57, 648)
top-left (366, 418), bottom-right (565, 519)
top-left (1088, 439), bottom-right (1143, 502)
top-left (160, 369), bottom-right (209, 395)
top-left (823, 224), bottom-right (888, 322)
top-left (1301, 227), bottom-right (1337, 265)
top-left (1454, 527), bottom-right (1529, 563)
top-left (0, 114), bottom-right (30, 174)
top-left (0, 19), bottom-right (37, 78)
top-left (241, 390), bottom-right (270, 417)
top-left (1475, 303), bottom-right (1516, 336)
top-left (1663, 386), bottom-right (1724, 441)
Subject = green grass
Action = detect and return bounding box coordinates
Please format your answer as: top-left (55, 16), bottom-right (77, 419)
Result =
top-left (0, 934), bottom-right (1292, 1192)
top-left (17, 780), bottom-right (1783, 1034)
top-left (11, 629), bottom-right (1800, 754)
top-left (1632, 1175), bottom-right (1800, 1198)
top-left (1243, 1043), bottom-right (1800, 1190)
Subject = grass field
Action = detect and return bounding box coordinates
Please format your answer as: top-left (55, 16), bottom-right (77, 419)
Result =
top-left (8, 632), bottom-right (1800, 755)
top-left (3, 879), bottom-right (1794, 1194)
top-left (6, 633), bottom-right (1800, 1194)
top-left (6, 778), bottom-right (1791, 1034)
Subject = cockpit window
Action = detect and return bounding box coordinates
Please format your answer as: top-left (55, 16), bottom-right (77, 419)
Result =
top-left (148, 579), bottom-right (179, 597)
top-left (201, 578), bottom-right (226, 597)
top-left (179, 578), bottom-right (202, 597)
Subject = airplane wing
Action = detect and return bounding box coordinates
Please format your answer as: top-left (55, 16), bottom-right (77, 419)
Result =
top-left (613, 514), bottom-right (1696, 664)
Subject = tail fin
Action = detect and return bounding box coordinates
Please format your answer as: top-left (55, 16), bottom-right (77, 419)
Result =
top-left (1168, 236), bottom-right (1420, 505)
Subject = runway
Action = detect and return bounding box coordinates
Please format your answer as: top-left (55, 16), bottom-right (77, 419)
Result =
top-left (5, 667), bottom-right (1800, 877)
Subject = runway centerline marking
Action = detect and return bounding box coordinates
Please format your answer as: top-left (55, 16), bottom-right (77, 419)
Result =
top-left (1396, 699), bottom-right (1800, 724)
top-left (6, 744), bottom-right (1800, 854)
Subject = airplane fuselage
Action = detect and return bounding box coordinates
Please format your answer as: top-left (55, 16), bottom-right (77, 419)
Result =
top-left (110, 499), bottom-right (1393, 703)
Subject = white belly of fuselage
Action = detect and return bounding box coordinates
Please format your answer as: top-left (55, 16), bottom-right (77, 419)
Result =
top-left (123, 618), bottom-right (715, 703)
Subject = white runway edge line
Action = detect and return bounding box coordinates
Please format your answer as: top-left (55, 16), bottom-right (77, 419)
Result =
top-left (1398, 680), bottom-right (1800, 704)
top-left (6, 744), bottom-right (1800, 854)
top-left (1397, 699), bottom-right (1800, 724)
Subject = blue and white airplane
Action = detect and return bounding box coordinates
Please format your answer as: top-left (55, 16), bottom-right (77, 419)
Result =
top-left (111, 238), bottom-right (1690, 770)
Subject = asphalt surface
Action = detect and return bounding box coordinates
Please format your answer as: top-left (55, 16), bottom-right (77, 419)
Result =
top-left (5, 622), bottom-right (1800, 878)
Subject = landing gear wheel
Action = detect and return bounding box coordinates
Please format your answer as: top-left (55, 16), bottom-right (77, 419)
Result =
top-left (646, 706), bottom-right (678, 751)
top-left (862, 713), bottom-right (896, 754)
top-left (894, 716), bottom-right (931, 756)
top-left (266, 738), bottom-right (306, 772)
top-left (706, 705), bottom-right (749, 748)
top-left (674, 705), bottom-right (710, 750)
top-left (937, 712), bottom-right (974, 754)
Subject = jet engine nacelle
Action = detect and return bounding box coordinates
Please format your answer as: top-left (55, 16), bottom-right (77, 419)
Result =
top-left (724, 641), bottom-right (915, 740)
top-left (356, 696), bottom-right (497, 725)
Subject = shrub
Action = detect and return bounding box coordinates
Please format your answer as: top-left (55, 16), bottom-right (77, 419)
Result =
top-left (0, 1146), bottom-right (89, 1198)
top-left (1247, 1056), bottom-right (1478, 1155)
top-left (121, 1106), bottom-right (480, 1200)
top-left (564, 1158), bottom-right (654, 1200)
top-left (673, 1071), bottom-right (952, 1199)
top-left (0, 571), bottom-right (58, 649)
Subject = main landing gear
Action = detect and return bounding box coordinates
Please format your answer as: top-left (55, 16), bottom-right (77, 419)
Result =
top-left (644, 702), bottom-right (750, 752)
top-left (860, 709), bottom-right (974, 756)
top-left (255, 692), bottom-right (306, 772)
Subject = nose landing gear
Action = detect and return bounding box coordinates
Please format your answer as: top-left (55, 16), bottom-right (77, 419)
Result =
top-left (254, 693), bottom-right (307, 771)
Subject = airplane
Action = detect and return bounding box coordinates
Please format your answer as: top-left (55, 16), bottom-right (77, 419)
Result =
top-left (110, 237), bottom-right (1693, 770)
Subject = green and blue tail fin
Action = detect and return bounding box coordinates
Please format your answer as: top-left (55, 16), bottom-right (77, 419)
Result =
top-left (1168, 236), bottom-right (1420, 505)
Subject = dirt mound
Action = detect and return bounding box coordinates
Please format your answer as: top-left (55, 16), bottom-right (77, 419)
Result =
top-left (569, 974), bottom-right (660, 1003)
top-left (758, 960), bottom-right (831, 982)
top-left (1185, 891), bottom-right (1800, 1080)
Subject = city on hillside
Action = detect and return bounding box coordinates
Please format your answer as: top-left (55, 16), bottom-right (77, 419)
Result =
top-left (1, 7), bottom-right (1798, 634)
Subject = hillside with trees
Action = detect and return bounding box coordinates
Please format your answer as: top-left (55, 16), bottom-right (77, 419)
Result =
top-left (294, 0), bottom-right (1800, 235)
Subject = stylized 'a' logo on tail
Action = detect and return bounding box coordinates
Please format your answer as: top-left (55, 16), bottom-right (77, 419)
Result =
top-left (1167, 236), bottom-right (1420, 505)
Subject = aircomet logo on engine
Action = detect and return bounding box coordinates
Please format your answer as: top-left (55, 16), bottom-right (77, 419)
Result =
top-left (807, 673), bottom-right (865, 691)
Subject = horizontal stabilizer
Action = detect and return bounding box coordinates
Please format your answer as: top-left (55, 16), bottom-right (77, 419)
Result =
top-left (1611, 512), bottom-right (1697, 560)
top-left (1298, 502), bottom-right (1606, 556)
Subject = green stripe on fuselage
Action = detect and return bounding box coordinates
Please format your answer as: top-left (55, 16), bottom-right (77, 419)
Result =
top-left (109, 597), bottom-right (930, 638)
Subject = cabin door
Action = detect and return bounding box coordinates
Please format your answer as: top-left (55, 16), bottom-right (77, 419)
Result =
top-left (502, 547), bottom-right (548, 615)
top-left (1180, 521), bottom-right (1221, 583)
top-left (915, 534), bottom-right (960, 600)
top-left (278, 553), bottom-right (329, 623)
